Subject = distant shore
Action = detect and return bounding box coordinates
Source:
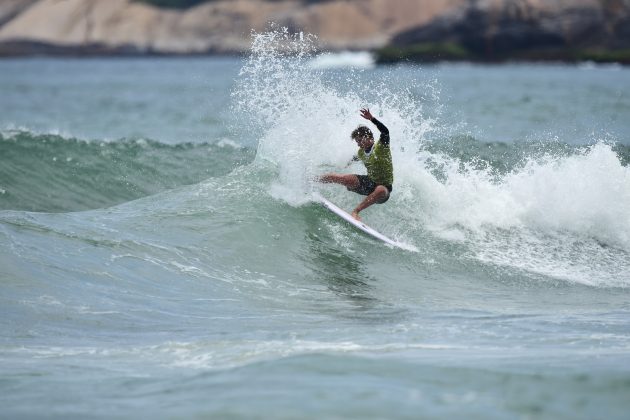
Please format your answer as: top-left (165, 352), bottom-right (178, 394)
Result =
top-left (0, 40), bottom-right (240, 58)
top-left (1, 41), bottom-right (628, 67)
top-left (374, 43), bottom-right (630, 66)
top-left (1, 0), bottom-right (629, 65)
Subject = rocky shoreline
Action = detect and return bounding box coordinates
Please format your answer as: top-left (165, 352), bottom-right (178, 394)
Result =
top-left (375, 43), bottom-right (630, 65)
top-left (1, 0), bottom-right (629, 64)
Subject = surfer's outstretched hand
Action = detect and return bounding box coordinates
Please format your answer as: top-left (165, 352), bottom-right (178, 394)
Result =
top-left (360, 108), bottom-right (373, 121)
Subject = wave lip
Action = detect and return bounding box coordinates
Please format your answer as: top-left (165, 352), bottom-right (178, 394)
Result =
top-left (423, 142), bottom-right (630, 250)
top-left (0, 130), bottom-right (253, 213)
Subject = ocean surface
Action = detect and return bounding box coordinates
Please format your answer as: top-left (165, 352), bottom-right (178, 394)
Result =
top-left (1, 30), bottom-right (630, 419)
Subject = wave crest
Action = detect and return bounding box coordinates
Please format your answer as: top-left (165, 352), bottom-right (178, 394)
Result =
top-left (0, 130), bottom-right (253, 212)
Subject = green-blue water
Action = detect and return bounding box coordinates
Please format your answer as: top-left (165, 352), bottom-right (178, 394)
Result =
top-left (1, 31), bottom-right (630, 419)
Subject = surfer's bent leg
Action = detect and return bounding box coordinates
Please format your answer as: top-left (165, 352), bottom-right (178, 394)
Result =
top-left (318, 174), bottom-right (360, 190)
top-left (351, 185), bottom-right (389, 220)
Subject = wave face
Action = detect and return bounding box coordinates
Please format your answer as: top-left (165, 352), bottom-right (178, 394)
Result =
top-left (1, 29), bottom-right (630, 419)
top-left (0, 130), bottom-right (253, 212)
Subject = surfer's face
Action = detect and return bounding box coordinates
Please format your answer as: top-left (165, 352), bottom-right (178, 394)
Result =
top-left (355, 136), bottom-right (373, 150)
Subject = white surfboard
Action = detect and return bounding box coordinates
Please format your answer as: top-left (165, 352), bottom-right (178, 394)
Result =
top-left (314, 193), bottom-right (416, 251)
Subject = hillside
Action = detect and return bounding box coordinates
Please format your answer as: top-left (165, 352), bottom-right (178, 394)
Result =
top-left (0, 0), bottom-right (461, 55)
top-left (0, 0), bottom-right (628, 62)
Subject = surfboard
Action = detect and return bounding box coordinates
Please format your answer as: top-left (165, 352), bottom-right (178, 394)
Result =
top-left (314, 192), bottom-right (416, 251)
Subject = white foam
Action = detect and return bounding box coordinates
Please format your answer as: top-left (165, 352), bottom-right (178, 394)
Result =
top-left (308, 51), bottom-right (375, 70)
top-left (233, 27), bottom-right (432, 210)
top-left (419, 143), bottom-right (630, 250)
top-left (216, 138), bottom-right (242, 148)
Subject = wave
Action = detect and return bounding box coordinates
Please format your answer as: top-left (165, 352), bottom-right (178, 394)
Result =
top-left (0, 130), bottom-right (254, 212)
top-left (2, 158), bottom-right (629, 295)
top-left (424, 135), bottom-right (630, 175)
top-left (2, 28), bottom-right (629, 290)
top-left (228, 28), bottom-right (630, 285)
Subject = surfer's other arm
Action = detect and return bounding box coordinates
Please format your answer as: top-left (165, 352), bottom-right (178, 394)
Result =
top-left (345, 155), bottom-right (360, 168)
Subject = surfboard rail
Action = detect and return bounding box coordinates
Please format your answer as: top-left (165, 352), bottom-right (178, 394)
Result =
top-left (313, 192), bottom-right (417, 251)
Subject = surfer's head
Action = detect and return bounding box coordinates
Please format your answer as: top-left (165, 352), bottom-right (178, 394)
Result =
top-left (351, 125), bottom-right (374, 149)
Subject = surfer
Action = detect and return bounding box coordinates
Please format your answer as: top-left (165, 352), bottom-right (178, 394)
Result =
top-left (318, 108), bottom-right (393, 221)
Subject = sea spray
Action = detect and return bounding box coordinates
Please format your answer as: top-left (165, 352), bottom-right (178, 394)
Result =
top-left (232, 27), bottom-right (362, 204)
top-left (232, 27), bottom-right (440, 207)
top-left (420, 143), bottom-right (630, 248)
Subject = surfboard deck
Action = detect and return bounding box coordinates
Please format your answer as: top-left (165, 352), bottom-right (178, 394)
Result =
top-left (314, 193), bottom-right (416, 251)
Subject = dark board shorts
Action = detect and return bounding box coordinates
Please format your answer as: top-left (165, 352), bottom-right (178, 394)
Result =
top-left (348, 175), bottom-right (392, 203)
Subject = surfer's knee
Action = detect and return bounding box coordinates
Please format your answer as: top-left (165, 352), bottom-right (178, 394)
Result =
top-left (374, 185), bottom-right (389, 203)
top-left (374, 185), bottom-right (388, 197)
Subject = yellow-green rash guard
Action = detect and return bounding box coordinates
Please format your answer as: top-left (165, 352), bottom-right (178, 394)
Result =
top-left (356, 117), bottom-right (393, 187)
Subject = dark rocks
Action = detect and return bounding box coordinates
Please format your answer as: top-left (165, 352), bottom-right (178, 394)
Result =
top-left (386, 0), bottom-right (630, 62)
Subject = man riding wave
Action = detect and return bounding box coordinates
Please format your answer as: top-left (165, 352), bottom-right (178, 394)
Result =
top-left (318, 108), bottom-right (393, 221)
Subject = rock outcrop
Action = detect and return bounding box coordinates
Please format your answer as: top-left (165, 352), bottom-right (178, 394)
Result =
top-left (0, 0), bottom-right (628, 61)
top-left (390, 0), bottom-right (630, 58)
top-left (0, 0), bottom-right (38, 26)
top-left (0, 0), bottom-right (463, 55)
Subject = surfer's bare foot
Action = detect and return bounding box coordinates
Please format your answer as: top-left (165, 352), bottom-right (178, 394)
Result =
top-left (351, 211), bottom-right (362, 221)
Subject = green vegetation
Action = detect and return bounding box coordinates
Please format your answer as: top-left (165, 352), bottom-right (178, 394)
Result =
top-left (572, 49), bottom-right (630, 64)
top-left (376, 43), bottom-right (630, 65)
top-left (501, 47), bottom-right (630, 64)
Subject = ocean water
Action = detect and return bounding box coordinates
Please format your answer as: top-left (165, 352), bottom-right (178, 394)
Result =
top-left (1, 30), bottom-right (630, 419)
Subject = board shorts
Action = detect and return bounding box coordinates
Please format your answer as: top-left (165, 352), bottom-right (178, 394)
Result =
top-left (349, 175), bottom-right (392, 203)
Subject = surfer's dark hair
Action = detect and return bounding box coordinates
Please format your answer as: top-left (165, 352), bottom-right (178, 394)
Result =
top-left (351, 125), bottom-right (373, 140)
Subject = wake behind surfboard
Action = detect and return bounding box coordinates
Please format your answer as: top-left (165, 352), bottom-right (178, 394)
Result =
top-left (313, 193), bottom-right (417, 251)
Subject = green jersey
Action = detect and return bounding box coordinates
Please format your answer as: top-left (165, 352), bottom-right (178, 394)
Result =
top-left (356, 118), bottom-right (393, 186)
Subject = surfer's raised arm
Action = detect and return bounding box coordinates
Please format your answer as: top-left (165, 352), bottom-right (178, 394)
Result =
top-left (361, 108), bottom-right (389, 146)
